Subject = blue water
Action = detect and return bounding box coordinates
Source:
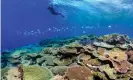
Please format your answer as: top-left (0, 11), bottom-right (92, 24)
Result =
top-left (2, 0), bottom-right (133, 50)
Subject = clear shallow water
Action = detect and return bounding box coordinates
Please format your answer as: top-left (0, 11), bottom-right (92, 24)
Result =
top-left (2, 0), bottom-right (133, 50)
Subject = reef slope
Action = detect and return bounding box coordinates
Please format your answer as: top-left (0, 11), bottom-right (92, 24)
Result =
top-left (1, 34), bottom-right (133, 80)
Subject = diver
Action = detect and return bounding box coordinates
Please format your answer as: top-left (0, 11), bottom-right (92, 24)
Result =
top-left (48, 5), bottom-right (65, 18)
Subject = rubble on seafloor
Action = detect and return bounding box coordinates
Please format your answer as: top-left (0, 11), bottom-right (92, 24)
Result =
top-left (1, 34), bottom-right (133, 80)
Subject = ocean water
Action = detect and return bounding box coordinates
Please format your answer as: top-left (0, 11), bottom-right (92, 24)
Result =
top-left (2, 0), bottom-right (133, 79)
top-left (2, 0), bottom-right (133, 50)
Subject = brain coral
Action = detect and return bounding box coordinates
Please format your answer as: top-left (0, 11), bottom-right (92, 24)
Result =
top-left (23, 66), bottom-right (53, 80)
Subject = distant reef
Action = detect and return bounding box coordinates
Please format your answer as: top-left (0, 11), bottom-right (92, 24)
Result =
top-left (1, 33), bottom-right (133, 80)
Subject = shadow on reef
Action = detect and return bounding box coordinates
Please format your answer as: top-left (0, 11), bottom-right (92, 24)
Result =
top-left (1, 33), bottom-right (133, 80)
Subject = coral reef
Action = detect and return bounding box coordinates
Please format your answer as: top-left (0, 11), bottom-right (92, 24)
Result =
top-left (6, 67), bottom-right (22, 80)
top-left (1, 34), bottom-right (133, 80)
top-left (1, 67), bottom-right (10, 80)
top-left (99, 64), bottom-right (116, 79)
top-left (50, 75), bottom-right (68, 80)
top-left (1, 65), bottom-right (23, 80)
top-left (50, 66), bottom-right (67, 75)
top-left (65, 66), bottom-right (93, 80)
top-left (23, 65), bottom-right (53, 80)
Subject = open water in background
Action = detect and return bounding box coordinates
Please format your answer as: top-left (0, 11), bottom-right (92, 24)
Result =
top-left (2, 0), bottom-right (133, 50)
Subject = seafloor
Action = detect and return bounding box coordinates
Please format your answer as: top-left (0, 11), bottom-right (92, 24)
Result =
top-left (1, 33), bottom-right (133, 80)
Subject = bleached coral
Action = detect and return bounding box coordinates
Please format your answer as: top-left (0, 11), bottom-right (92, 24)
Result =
top-left (6, 67), bottom-right (22, 80)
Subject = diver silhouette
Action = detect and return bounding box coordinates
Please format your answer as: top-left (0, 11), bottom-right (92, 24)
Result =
top-left (48, 5), bottom-right (65, 18)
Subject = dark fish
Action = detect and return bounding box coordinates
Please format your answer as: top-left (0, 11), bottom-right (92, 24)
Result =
top-left (48, 5), bottom-right (65, 18)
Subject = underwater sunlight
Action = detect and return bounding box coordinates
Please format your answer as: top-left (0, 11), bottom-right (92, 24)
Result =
top-left (1, 0), bottom-right (133, 80)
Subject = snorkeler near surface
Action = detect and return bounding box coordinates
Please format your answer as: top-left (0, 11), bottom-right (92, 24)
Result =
top-left (48, 5), bottom-right (65, 18)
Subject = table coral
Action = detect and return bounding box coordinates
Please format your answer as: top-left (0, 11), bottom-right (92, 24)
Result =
top-left (23, 66), bottom-right (53, 80)
top-left (77, 53), bottom-right (91, 65)
top-left (53, 58), bottom-right (72, 66)
top-left (99, 64), bottom-right (116, 79)
top-left (65, 66), bottom-right (93, 80)
top-left (112, 60), bottom-right (132, 73)
top-left (97, 48), bottom-right (127, 62)
top-left (51, 66), bottom-right (67, 75)
top-left (108, 49), bottom-right (127, 62)
top-left (58, 47), bottom-right (77, 55)
top-left (2, 34), bottom-right (133, 80)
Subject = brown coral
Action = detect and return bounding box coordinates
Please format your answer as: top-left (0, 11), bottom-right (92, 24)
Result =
top-left (99, 64), bottom-right (116, 79)
top-left (126, 50), bottom-right (133, 63)
top-left (97, 48), bottom-right (131, 73)
top-left (128, 66), bottom-right (133, 78)
top-left (84, 45), bottom-right (95, 51)
top-left (53, 58), bottom-right (72, 66)
top-left (112, 60), bottom-right (132, 73)
top-left (97, 47), bottom-right (106, 56)
top-left (65, 66), bottom-right (93, 80)
top-left (2, 34), bottom-right (133, 80)
top-left (87, 59), bottom-right (101, 66)
top-left (109, 49), bottom-right (127, 62)
top-left (77, 53), bottom-right (91, 65)
top-left (59, 47), bottom-right (77, 55)
top-left (98, 48), bottom-right (127, 62)
top-left (18, 65), bottom-right (24, 80)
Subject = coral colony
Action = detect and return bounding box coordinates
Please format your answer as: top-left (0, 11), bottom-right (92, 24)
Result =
top-left (1, 34), bottom-right (133, 80)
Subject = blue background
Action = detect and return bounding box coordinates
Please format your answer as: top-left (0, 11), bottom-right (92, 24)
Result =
top-left (2, 0), bottom-right (133, 50)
